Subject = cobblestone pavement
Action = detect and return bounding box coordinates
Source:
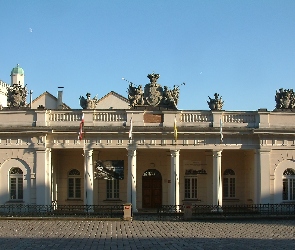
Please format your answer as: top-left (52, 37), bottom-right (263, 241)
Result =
top-left (0, 219), bottom-right (294, 249)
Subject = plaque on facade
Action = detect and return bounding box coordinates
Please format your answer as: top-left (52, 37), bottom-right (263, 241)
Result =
top-left (143, 113), bottom-right (163, 123)
top-left (184, 160), bottom-right (207, 175)
top-left (94, 160), bottom-right (124, 180)
top-left (127, 73), bottom-right (182, 110)
top-left (185, 169), bottom-right (207, 175)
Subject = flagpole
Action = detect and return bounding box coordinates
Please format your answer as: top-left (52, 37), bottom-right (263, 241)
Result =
top-left (174, 116), bottom-right (178, 147)
top-left (79, 113), bottom-right (87, 208)
top-left (83, 134), bottom-right (87, 207)
top-left (127, 114), bottom-right (133, 209)
top-left (220, 118), bottom-right (223, 143)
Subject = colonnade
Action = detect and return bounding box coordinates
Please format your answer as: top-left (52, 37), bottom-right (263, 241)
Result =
top-left (78, 147), bottom-right (225, 211)
top-left (34, 148), bottom-right (270, 208)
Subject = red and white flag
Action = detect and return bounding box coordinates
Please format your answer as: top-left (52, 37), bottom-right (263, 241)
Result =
top-left (78, 113), bottom-right (84, 140)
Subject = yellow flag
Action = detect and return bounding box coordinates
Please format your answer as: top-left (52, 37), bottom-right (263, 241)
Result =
top-left (174, 117), bottom-right (177, 141)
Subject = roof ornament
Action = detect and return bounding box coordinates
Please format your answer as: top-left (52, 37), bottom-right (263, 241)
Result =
top-left (207, 93), bottom-right (224, 110)
top-left (126, 73), bottom-right (183, 110)
top-left (275, 88), bottom-right (295, 110)
top-left (6, 83), bottom-right (28, 108)
top-left (79, 93), bottom-right (98, 109)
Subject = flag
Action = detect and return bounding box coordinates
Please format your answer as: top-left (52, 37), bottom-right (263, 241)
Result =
top-left (174, 117), bottom-right (178, 141)
top-left (129, 117), bottom-right (133, 139)
top-left (220, 118), bottom-right (223, 142)
top-left (78, 113), bottom-right (84, 140)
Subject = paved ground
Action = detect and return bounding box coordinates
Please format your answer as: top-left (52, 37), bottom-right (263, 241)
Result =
top-left (0, 218), bottom-right (294, 249)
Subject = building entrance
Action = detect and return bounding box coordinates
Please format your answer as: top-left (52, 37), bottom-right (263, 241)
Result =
top-left (142, 169), bottom-right (162, 208)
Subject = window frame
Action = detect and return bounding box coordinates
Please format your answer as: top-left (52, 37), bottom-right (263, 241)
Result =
top-left (282, 168), bottom-right (295, 201)
top-left (184, 176), bottom-right (198, 200)
top-left (68, 169), bottom-right (81, 199)
top-left (106, 179), bottom-right (120, 199)
top-left (9, 167), bottom-right (23, 201)
top-left (223, 169), bottom-right (236, 199)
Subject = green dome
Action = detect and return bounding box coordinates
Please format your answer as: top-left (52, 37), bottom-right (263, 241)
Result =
top-left (11, 64), bottom-right (24, 75)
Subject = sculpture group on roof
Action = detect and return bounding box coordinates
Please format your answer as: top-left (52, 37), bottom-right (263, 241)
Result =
top-left (275, 88), bottom-right (295, 109)
top-left (128, 83), bottom-right (144, 107)
top-left (207, 93), bottom-right (224, 110)
top-left (127, 73), bottom-right (182, 110)
top-left (7, 83), bottom-right (28, 108)
top-left (79, 93), bottom-right (99, 109)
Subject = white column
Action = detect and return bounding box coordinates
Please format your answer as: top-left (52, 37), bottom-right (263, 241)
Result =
top-left (213, 150), bottom-right (222, 206)
top-left (127, 148), bottom-right (137, 212)
top-left (255, 149), bottom-right (271, 204)
top-left (254, 150), bottom-right (260, 204)
top-left (170, 149), bottom-right (180, 206)
top-left (51, 160), bottom-right (57, 205)
top-left (84, 149), bottom-right (94, 206)
top-left (35, 148), bottom-right (51, 205)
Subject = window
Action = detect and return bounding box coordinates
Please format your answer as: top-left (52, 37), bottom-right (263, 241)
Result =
top-left (223, 169), bottom-right (235, 198)
top-left (184, 177), bottom-right (197, 199)
top-left (106, 179), bottom-right (119, 199)
top-left (68, 169), bottom-right (81, 199)
top-left (10, 167), bottom-right (23, 200)
top-left (282, 168), bottom-right (295, 201)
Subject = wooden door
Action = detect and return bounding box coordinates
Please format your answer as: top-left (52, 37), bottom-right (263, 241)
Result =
top-left (142, 169), bottom-right (162, 208)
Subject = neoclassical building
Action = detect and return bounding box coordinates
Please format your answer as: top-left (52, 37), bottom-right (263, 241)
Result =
top-left (0, 66), bottom-right (294, 212)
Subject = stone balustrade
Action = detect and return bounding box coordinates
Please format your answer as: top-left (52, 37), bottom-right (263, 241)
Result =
top-left (0, 109), bottom-right (293, 129)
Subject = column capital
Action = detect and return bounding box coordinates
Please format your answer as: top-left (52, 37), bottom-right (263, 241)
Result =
top-left (35, 148), bottom-right (51, 153)
top-left (85, 149), bottom-right (93, 157)
top-left (255, 148), bottom-right (271, 154)
top-left (170, 149), bottom-right (180, 157)
top-left (212, 150), bottom-right (222, 158)
top-left (127, 148), bottom-right (136, 157)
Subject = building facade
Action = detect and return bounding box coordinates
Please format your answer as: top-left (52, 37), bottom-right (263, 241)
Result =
top-left (0, 67), bottom-right (294, 212)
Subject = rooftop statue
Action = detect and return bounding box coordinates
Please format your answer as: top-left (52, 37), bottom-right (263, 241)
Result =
top-left (275, 88), bottom-right (295, 109)
top-left (162, 85), bottom-right (180, 109)
top-left (79, 93), bottom-right (98, 109)
top-left (127, 83), bottom-right (144, 107)
top-left (7, 83), bottom-right (28, 108)
top-left (207, 93), bottom-right (224, 110)
top-left (127, 73), bottom-right (181, 110)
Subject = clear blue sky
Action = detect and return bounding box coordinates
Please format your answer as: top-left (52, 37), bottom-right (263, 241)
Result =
top-left (1, 0), bottom-right (295, 111)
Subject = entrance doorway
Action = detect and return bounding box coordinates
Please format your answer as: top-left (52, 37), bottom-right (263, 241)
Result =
top-left (142, 169), bottom-right (162, 208)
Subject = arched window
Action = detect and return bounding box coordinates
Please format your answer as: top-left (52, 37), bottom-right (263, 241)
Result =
top-left (68, 169), bottom-right (81, 199)
top-left (10, 167), bottom-right (23, 200)
top-left (282, 168), bottom-right (295, 201)
top-left (223, 169), bottom-right (235, 198)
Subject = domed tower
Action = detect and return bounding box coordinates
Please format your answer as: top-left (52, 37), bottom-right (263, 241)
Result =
top-left (10, 64), bottom-right (25, 87)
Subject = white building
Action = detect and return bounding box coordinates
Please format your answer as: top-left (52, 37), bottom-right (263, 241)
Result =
top-left (0, 65), bottom-right (294, 213)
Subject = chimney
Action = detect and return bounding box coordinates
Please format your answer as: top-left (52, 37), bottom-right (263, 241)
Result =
top-left (57, 87), bottom-right (64, 109)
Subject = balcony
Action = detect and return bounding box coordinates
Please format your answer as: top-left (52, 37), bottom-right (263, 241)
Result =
top-left (0, 108), bottom-right (294, 130)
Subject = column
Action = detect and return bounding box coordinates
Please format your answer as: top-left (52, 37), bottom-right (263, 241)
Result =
top-left (255, 149), bottom-right (271, 204)
top-left (36, 148), bottom-right (52, 205)
top-left (213, 150), bottom-right (222, 207)
top-left (84, 149), bottom-right (94, 206)
top-left (127, 148), bottom-right (137, 212)
top-left (170, 149), bottom-right (180, 206)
